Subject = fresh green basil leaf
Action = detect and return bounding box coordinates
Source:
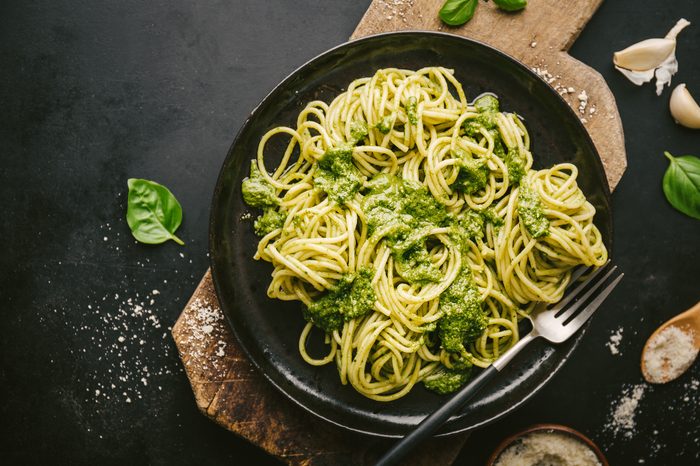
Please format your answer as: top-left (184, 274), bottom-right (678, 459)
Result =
top-left (439, 0), bottom-right (478, 26)
top-left (662, 152), bottom-right (700, 220)
top-left (126, 178), bottom-right (185, 245)
top-left (492, 0), bottom-right (527, 11)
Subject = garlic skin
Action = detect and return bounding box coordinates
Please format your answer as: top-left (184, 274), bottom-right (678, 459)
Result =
top-left (613, 18), bottom-right (691, 95)
top-left (614, 67), bottom-right (654, 86)
top-left (669, 84), bottom-right (700, 129)
top-left (654, 54), bottom-right (679, 96)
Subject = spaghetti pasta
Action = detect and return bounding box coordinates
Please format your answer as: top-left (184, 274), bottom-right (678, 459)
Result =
top-left (240, 67), bottom-right (607, 401)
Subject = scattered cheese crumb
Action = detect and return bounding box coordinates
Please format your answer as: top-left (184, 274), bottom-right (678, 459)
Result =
top-left (531, 63), bottom-right (594, 123)
top-left (180, 298), bottom-right (230, 379)
top-left (605, 384), bottom-right (647, 439)
top-left (607, 327), bottom-right (624, 356)
top-left (55, 286), bottom-right (182, 410)
top-left (578, 90), bottom-right (589, 114)
top-left (378, 0), bottom-right (415, 25)
top-left (533, 66), bottom-right (556, 84)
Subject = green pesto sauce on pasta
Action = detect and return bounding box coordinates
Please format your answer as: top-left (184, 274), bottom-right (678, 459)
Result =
top-left (242, 161), bottom-right (279, 208)
top-left (254, 208), bottom-right (286, 237)
top-left (437, 267), bottom-right (487, 354)
top-left (239, 67), bottom-right (608, 401)
top-left (303, 268), bottom-right (376, 332)
top-left (423, 367), bottom-right (472, 395)
top-left (517, 183), bottom-right (550, 238)
top-left (314, 146), bottom-right (363, 205)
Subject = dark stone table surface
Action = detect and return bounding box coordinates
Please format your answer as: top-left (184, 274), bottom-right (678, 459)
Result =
top-left (2, 1), bottom-right (699, 464)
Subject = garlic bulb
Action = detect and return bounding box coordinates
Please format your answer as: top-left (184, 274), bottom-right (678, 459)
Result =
top-left (669, 84), bottom-right (700, 129)
top-left (613, 18), bottom-right (690, 95)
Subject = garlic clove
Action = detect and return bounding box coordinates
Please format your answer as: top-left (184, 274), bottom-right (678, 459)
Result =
top-left (613, 38), bottom-right (676, 71)
top-left (669, 83), bottom-right (700, 129)
top-left (613, 18), bottom-right (691, 93)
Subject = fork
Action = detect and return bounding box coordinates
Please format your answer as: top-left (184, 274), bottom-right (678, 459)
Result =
top-left (375, 263), bottom-right (624, 466)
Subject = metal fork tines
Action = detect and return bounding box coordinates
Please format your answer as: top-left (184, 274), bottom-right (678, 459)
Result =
top-left (493, 262), bottom-right (623, 370)
top-left (531, 262), bottom-right (624, 343)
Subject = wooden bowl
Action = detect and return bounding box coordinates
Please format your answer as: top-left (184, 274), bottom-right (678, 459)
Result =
top-left (486, 423), bottom-right (609, 466)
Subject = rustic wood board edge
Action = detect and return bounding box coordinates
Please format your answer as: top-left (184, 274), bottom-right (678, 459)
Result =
top-left (172, 1), bottom-right (628, 464)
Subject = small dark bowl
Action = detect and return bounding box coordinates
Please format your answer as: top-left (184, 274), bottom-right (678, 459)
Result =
top-left (486, 423), bottom-right (609, 466)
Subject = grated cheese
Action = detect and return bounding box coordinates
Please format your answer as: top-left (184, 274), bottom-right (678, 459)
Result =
top-left (643, 326), bottom-right (698, 383)
top-left (494, 431), bottom-right (602, 466)
top-left (604, 384), bottom-right (647, 439)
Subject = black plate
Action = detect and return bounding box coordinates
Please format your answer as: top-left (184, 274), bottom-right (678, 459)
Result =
top-left (209, 32), bottom-right (612, 438)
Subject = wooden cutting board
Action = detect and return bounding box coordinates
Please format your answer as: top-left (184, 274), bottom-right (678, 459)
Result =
top-left (171, 1), bottom-right (627, 464)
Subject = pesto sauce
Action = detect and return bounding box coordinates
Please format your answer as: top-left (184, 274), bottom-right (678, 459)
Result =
top-left (454, 210), bottom-right (484, 242)
top-left (420, 322), bottom-right (437, 333)
top-left (313, 146), bottom-right (363, 205)
top-left (487, 130), bottom-right (525, 184)
top-left (504, 146), bottom-right (526, 184)
top-left (453, 150), bottom-right (489, 195)
top-left (463, 95), bottom-right (500, 136)
top-left (463, 112), bottom-right (498, 135)
top-left (423, 367), bottom-right (472, 395)
top-left (362, 175), bottom-right (451, 284)
top-left (518, 183), bottom-right (550, 238)
top-left (254, 208), bottom-right (286, 236)
top-left (350, 121), bottom-right (368, 145)
top-left (481, 207), bottom-right (505, 228)
top-left (393, 232), bottom-right (443, 283)
top-left (406, 96), bottom-right (418, 125)
top-left (475, 94), bottom-right (499, 113)
top-left (463, 95), bottom-right (526, 185)
top-left (437, 267), bottom-right (487, 353)
top-left (241, 161), bottom-right (279, 209)
top-left (491, 132), bottom-right (506, 158)
top-left (363, 175), bottom-right (450, 236)
top-left (375, 114), bottom-right (394, 134)
top-left (303, 268), bottom-right (376, 332)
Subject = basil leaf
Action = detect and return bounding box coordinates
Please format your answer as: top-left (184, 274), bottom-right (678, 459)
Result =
top-left (662, 152), bottom-right (700, 220)
top-left (492, 0), bottom-right (527, 12)
top-left (126, 178), bottom-right (185, 245)
top-left (439, 0), bottom-right (478, 26)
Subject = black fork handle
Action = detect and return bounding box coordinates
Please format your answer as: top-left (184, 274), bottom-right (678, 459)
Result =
top-left (375, 365), bottom-right (498, 466)
top-left (375, 331), bottom-right (539, 466)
